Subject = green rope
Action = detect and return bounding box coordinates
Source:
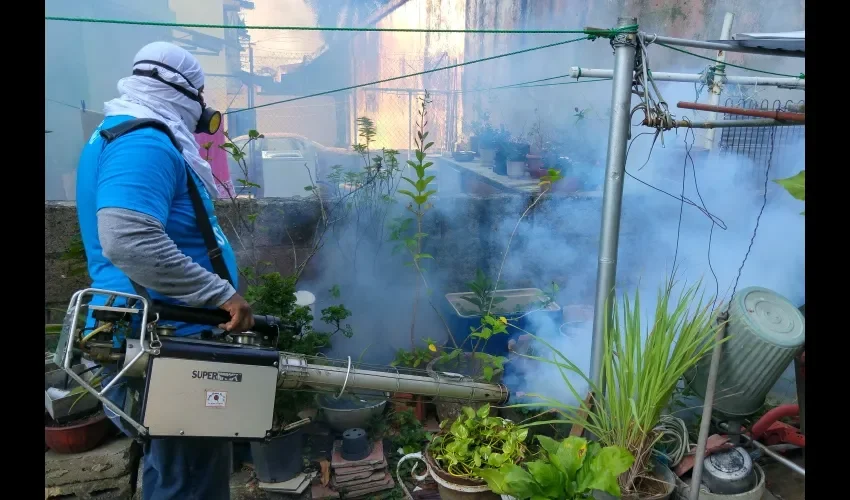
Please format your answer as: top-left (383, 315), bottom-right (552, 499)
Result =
top-left (656, 42), bottom-right (805, 79)
top-left (45, 15), bottom-right (635, 37)
top-left (226, 36), bottom-right (590, 114)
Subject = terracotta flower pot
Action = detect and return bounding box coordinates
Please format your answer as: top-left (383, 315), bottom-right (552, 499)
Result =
top-left (45, 411), bottom-right (110, 454)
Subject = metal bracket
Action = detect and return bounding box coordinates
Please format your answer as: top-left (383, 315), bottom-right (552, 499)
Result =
top-left (61, 288), bottom-right (155, 437)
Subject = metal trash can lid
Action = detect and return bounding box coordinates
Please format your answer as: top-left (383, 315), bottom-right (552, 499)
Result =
top-left (732, 287), bottom-right (805, 348)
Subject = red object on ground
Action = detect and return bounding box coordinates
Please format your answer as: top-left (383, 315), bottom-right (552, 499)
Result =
top-left (45, 412), bottom-right (111, 454)
top-left (750, 404), bottom-right (805, 448)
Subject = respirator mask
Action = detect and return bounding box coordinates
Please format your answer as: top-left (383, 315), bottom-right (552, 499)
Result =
top-left (132, 60), bottom-right (222, 135)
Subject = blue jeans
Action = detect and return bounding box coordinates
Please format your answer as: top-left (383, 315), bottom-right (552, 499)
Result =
top-left (103, 375), bottom-right (232, 499)
top-left (142, 438), bottom-right (232, 500)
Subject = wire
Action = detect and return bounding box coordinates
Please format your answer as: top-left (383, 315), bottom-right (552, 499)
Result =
top-left (45, 16), bottom-right (637, 36)
top-left (46, 98), bottom-right (82, 110)
top-left (728, 126), bottom-right (777, 306)
top-left (654, 415), bottom-right (691, 467)
top-left (459, 77), bottom-right (609, 94)
top-left (226, 36), bottom-right (590, 114)
top-left (655, 42), bottom-right (804, 79)
top-left (625, 131), bottom-right (727, 303)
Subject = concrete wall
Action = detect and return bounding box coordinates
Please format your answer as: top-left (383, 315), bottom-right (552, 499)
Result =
top-left (44, 192), bottom-right (654, 321)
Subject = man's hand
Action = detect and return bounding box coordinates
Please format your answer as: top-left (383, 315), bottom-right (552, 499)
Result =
top-left (219, 293), bottom-right (255, 333)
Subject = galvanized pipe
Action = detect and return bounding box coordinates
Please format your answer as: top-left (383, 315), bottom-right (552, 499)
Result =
top-left (689, 312), bottom-right (730, 500)
top-left (568, 67), bottom-right (804, 89)
top-left (277, 354), bottom-right (510, 403)
top-left (644, 118), bottom-right (801, 129)
top-left (677, 101), bottom-right (805, 122)
top-left (590, 17), bottom-right (638, 387)
top-left (704, 12), bottom-right (735, 150)
top-left (739, 431), bottom-right (806, 477)
top-left (644, 33), bottom-right (805, 58)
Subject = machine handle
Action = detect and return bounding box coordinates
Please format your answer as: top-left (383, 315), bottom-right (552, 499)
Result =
top-left (151, 301), bottom-right (283, 336)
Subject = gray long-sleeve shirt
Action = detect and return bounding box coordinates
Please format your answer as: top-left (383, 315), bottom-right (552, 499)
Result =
top-left (98, 207), bottom-right (235, 307)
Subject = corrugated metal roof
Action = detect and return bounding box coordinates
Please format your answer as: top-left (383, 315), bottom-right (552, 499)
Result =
top-left (710, 31), bottom-right (805, 54)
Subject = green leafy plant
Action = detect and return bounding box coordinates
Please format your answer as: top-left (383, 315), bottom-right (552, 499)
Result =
top-left (390, 408), bottom-right (431, 455)
top-left (430, 404), bottom-right (529, 479)
top-left (460, 269), bottom-right (507, 314)
top-left (513, 280), bottom-right (723, 494)
top-left (774, 170), bottom-right (805, 215)
top-left (476, 435), bottom-right (634, 499)
top-left (388, 92), bottom-right (455, 349)
top-left (391, 336), bottom-right (439, 368)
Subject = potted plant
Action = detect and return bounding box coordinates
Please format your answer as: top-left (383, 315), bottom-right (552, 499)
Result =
top-left (245, 272), bottom-right (355, 483)
top-left (446, 272), bottom-right (562, 356)
top-left (390, 341), bottom-right (440, 422)
top-left (425, 314), bottom-right (512, 422)
top-left (517, 280), bottom-right (723, 499)
top-left (506, 142), bottom-right (531, 179)
top-left (425, 404), bottom-right (530, 499)
top-left (476, 435), bottom-right (635, 500)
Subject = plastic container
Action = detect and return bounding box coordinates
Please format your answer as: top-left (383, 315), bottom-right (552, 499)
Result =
top-left (315, 391), bottom-right (387, 433)
top-left (45, 411), bottom-right (111, 454)
top-left (444, 289), bottom-right (561, 356)
top-left (340, 428), bottom-right (371, 461)
top-left (250, 427), bottom-right (305, 483)
top-left (507, 160), bottom-right (526, 179)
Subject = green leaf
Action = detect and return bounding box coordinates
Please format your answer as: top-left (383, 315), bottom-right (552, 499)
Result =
top-left (304, 185), bottom-right (314, 191)
top-left (462, 407), bottom-right (476, 420)
top-left (248, 129), bottom-right (260, 139)
top-left (774, 170), bottom-right (805, 201)
top-left (476, 404), bottom-right (491, 418)
top-left (526, 461), bottom-right (562, 498)
top-left (499, 464), bottom-right (541, 498)
top-left (474, 468), bottom-right (512, 495)
top-left (578, 446), bottom-right (634, 496)
top-left (414, 253), bottom-right (434, 261)
top-left (558, 436), bottom-right (589, 480)
top-left (398, 189), bottom-right (417, 199)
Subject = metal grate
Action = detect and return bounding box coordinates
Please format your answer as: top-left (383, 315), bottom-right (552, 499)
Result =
top-left (719, 98), bottom-right (805, 178)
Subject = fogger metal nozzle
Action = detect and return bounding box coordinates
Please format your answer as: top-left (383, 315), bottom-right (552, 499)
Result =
top-left (277, 353), bottom-right (509, 404)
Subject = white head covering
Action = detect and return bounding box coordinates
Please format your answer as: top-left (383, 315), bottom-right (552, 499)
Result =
top-left (103, 41), bottom-right (220, 198)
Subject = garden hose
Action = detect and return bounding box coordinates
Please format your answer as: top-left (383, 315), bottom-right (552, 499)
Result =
top-left (654, 414), bottom-right (691, 467)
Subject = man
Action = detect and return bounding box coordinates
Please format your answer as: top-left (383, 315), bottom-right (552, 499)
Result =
top-left (75, 41), bottom-right (253, 499)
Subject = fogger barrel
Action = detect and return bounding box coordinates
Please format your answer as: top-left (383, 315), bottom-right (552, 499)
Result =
top-left (277, 354), bottom-right (510, 404)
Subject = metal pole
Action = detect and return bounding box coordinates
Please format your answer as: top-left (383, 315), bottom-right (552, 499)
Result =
top-left (678, 101), bottom-right (805, 122)
top-left (645, 34), bottom-right (805, 58)
top-left (705, 12), bottom-right (735, 150)
top-left (247, 44), bottom-right (257, 196)
top-left (646, 118), bottom-right (801, 129)
top-left (589, 17), bottom-right (638, 387)
top-left (408, 91), bottom-right (413, 162)
top-left (568, 67), bottom-right (804, 89)
top-left (689, 312), bottom-right (729, 499)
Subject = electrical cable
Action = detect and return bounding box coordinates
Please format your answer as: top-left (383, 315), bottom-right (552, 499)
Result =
top-left (655, 42), bottom-right (804, 80)
top-left (654, 414), bottom-right (691, 467)
top-left (226, 36), bottom-right (591, 114)
top-left (728, 126), bottom-right (777, 307)
top-left (45, 16), bottom-right (636, 36)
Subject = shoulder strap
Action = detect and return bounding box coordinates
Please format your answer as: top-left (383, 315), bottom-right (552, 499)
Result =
top-left (100, 118), bottom-right (183, 153)
top-left (100, 118), bottom-right (234, 287)
top-left (184, 168), bottom-right (234, 285)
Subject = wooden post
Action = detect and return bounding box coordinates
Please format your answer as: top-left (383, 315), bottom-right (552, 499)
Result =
top-left (570, 393), bottom-right (594, 436)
